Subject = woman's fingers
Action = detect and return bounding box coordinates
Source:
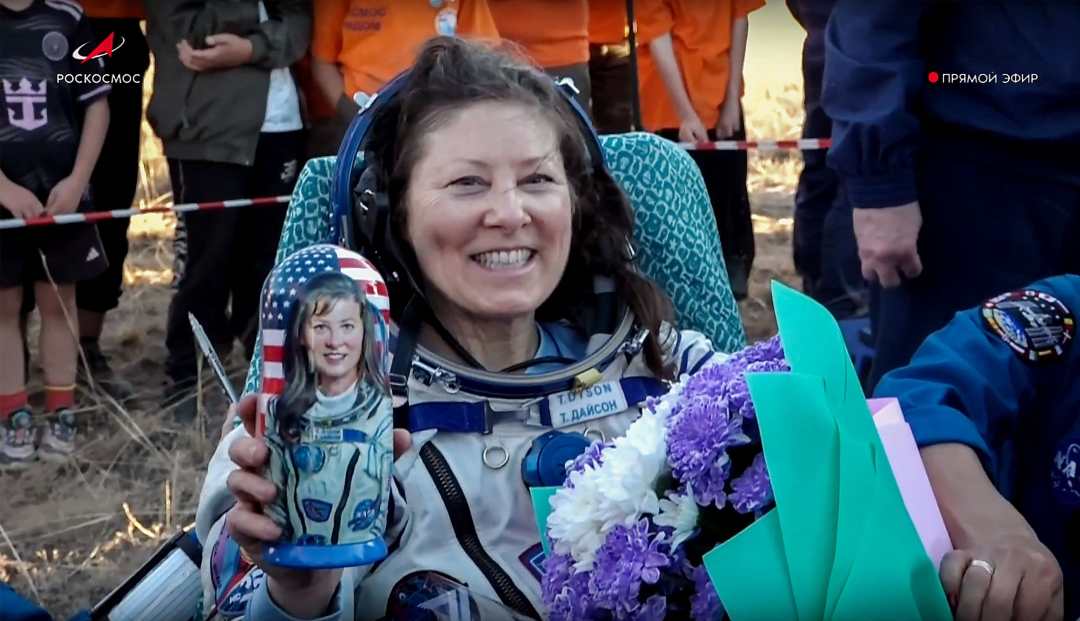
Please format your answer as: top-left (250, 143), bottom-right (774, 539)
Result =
top-left (227, 468), bottom-right (277, 505)
top-left (1014, 548), bottom-right (1064, 621)
top-left (940, 548), bottom-right (972, 608)
top-left (955, 557), bottom-right (994, 621)
top-left (227, 499), bottom-right (282, 545)
top-left (981, 565), bottom-right (1021, 621)
top-left (228, 436), bottom-right (269, 470)
top-left (230, 393), bottom-right (259, 436)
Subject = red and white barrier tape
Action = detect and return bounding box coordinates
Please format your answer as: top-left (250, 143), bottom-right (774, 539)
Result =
top-left (678, 138), bottom-right (831, 151)
top-left (2, 139), bottom-right (828, 230)
top-left (0, 195), bottom-right (291, 230)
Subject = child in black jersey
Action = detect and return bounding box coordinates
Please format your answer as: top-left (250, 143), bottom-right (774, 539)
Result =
top-left (0, 0), bottom-right (110, 468)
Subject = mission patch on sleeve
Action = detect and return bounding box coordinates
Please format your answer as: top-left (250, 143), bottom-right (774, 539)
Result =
top-left (981, 289), bottom-right (1074, 362)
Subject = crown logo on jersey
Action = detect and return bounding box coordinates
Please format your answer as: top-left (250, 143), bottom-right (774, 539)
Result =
top-left (3, 78), bottom-right (47, 97)
top-left (3, 78), bottom-right (48, 131)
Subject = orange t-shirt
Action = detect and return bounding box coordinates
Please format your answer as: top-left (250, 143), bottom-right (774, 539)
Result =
top-left (487, 0), bottom-right (588, 68)
top-left (636, 0), bottom-right (763, 131)
top-left (588, 0), bottom-right (627, 45)
top-left (81, 0), bottom-right (145, 19)
top-left (313, 0), bottom-right (501, 99)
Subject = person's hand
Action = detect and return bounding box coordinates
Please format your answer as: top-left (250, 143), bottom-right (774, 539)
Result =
top-left (940, 534), bottom-right (1063, 621)
top-left (177, 34), bottom-right (253, 72)
top-left (0, 181), bottom-right (45, 220)
top-left (715, 97), bottom-right (741, 139)
top-left (852, 201), bottom-right (923, 288)
top-left (223, 394), bottom-right (413, 613)
top-left (45, 176), bottom-right (85, 216)
top-left (678, 113), bottom-right (709, 145)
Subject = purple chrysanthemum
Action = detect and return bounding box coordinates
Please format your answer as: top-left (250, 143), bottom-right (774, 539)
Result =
top-left (726, 357), bottom-right (790, 421)
top-left (566, 440), bottom-right (610, 478)
top-left (690, 564), bottom-right (725, 620)
top-left (666, 395), bottom-right (749, 508)
top-left (589, 519), bottom-right (671, 617)
top-left (727, 335), bottom-right (785, 367)
top-left (729, 453), bottom-right (774, 514)
top-left (543, 552), bottom-right (595, 620)
top-left (630, 595), bottom-right (668, 621)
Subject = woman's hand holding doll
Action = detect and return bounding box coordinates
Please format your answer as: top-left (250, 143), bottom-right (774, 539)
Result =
top-left (224, 394), bottom-right (412, 618)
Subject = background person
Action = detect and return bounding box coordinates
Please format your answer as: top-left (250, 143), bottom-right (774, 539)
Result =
top-left (823, 1), bottom-right (1080, 387)
top-left (0, 0), bottom-right (111, 466)
top-left (76, 0), bottom-right (150, 400)
top-left (488, 0), bottom-right (591, 112)
top-left (785, 0), bottom-right (864, 320)
top-left (309, 0), bottom-right (499, 142)
top-left (635, 0), bottom-right (764, 300)
top-left (875, 276), bottom-right (1076, 620)
top-left (587, 0), bottom-right (633, 134)
top-left (145, 0), bottom-right (311, 421)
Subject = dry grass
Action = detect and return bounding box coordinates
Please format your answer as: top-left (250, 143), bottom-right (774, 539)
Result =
top-left (1, 22), bottom-right (807, 615)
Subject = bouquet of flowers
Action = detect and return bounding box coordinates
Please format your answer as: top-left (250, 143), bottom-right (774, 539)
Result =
top-left (542, 337), bottom-right (788, 620)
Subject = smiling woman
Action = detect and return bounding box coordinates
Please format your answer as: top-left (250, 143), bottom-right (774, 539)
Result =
top-left (403, 101), bottom-right (575, 370)
top-left (197, 37), bottom-right (724, 621)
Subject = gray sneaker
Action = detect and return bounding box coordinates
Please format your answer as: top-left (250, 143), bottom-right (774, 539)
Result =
top-left (1, 409), bottom-right (37, 470)
top-left (39, 409), bottom-right (77, 460)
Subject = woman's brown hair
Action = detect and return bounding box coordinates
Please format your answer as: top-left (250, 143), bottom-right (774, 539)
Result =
top-left (363, 36), bottom-right (676, 378)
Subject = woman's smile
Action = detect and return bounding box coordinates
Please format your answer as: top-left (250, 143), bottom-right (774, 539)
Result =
top-left (469, 248), bottom-right (537, 271)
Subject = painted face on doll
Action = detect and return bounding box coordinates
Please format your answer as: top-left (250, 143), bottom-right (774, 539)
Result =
top-left (303, 297), bottom-right (366, 392)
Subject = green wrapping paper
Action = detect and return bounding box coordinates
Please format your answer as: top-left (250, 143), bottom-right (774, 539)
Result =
top-left (704, 283), bottom-right (952, 621)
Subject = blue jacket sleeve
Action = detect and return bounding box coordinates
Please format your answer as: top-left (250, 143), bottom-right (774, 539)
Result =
top-left (822, 0), bottom-right (928, 208)
top-left (874, 276), bottom-right (1080, 484)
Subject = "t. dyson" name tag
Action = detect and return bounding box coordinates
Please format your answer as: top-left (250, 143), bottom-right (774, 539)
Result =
top-left (548, 382), bottom-right (628, 428)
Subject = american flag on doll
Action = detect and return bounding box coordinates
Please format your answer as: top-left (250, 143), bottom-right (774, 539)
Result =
top-left (257, 244), bottom-right (391, 433)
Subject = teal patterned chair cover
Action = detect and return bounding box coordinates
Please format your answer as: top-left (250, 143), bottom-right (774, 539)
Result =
top-left (243, 132), bottom-right (744, 394)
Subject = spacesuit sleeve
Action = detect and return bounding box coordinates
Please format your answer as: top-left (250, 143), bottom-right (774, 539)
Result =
top-left (874, 276), bottom-right (1079, 482)
top-left (661, 324), bottom-right (725, 377)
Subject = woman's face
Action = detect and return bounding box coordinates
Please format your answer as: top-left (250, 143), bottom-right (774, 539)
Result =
top-left (303, 298), bottom-right (365, 386)
top-left (403, 101), bottom-right (574, 325)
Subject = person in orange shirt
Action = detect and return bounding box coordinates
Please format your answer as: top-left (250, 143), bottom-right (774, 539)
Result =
top-left (636, 0), bottom-right (763, 300)
top-left (587, 0), bottom-right (631, 134)
top-left (488, 0), bottom-right (590, 112)
top-left (310, 0), bottom-right (499, 150)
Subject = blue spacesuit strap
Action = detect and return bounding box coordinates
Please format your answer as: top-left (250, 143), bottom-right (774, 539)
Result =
top-left (405, 401), bottom-right (492, 434)
top-left (404, 377), bottom-right (668, 432)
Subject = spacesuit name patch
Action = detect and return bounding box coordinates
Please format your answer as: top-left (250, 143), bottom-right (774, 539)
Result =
top-left (549, 381), bottom-right (628, 428)
top-left (981, 289), bottom-right (1074, 362)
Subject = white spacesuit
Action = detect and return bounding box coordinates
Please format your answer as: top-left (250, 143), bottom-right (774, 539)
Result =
top-left (197, 316), bottom-right (719, 620)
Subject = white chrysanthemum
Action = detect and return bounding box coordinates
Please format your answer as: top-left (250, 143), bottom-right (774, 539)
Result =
top-left (547, 408), bottom-right (671, 570)
top-left (654, 486), bottom-right (700, 549)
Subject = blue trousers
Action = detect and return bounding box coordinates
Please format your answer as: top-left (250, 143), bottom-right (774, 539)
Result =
top-left (869, 125), bottom-right (1080, 387)
top-left (789, 0), bottom-right (866, 319)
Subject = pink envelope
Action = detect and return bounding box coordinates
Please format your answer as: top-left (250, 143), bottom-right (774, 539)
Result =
top-left (868, 398), bottom-right (954, 570)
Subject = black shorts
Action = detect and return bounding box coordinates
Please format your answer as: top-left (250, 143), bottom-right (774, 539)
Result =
top-left (0, 218), bottom-right (108, 288)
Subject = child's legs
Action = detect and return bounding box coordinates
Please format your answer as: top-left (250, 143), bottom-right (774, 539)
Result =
top-left (34, 281), bottom-right (77, 388)
top-left (0, 286), bottom-right (25, 395)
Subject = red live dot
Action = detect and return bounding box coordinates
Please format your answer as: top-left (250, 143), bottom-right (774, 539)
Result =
top-left (928, 71), bottom-right (940, 84)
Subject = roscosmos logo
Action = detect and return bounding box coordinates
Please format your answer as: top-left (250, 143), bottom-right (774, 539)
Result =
top-left (72, 32), bottom-right (125, 63)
